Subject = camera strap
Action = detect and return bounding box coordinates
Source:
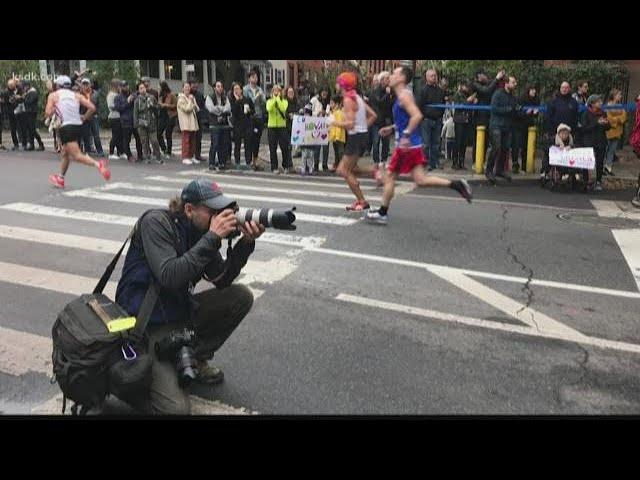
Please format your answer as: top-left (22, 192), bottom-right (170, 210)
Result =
top-left (92, 210), bottom-right (162, 343)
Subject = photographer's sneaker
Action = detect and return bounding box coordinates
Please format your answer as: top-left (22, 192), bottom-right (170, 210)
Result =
top-left (191, 157), bottom-right (201, 165)
top-left (182, 158), bottom-right (194, 165)
top-left (365, 209), bottom-right (388, 225)
top-left (108, 154), bottom-right (119, 161)
top-left (196, 361), bottom-right (224, 385)
top-left (119, 154), bottom-right (128, 160)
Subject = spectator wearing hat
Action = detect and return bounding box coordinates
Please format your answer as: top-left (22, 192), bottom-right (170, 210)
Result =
top-left (114, 178), bottom-right (263, 414)
top-left (79, 78), bottom-right (97, 154)
top-left (140, 77), bottom-right (159, 100)
top-left (581, 94), bottom-right (610, 191)
top-left (114, 81), bottom-right (141, 162)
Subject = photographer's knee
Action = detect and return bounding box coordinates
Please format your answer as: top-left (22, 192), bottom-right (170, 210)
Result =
top-left (233, 284), bottom-right (254, 315)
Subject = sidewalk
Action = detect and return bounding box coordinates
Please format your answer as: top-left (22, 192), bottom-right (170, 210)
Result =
top-left (33, 130), bottom-right (640, 188)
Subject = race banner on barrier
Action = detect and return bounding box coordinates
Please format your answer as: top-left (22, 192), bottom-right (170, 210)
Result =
top-left (290, 115), bottom-right (329, 146)
top-left (549, 147), bottom-right (596, 170)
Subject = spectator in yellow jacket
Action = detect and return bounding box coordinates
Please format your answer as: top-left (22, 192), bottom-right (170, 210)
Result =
top-left (266, 84), bottom-right (292, 173)
top-left (328, 95), bottom-right (346, 172)
top-left (605, 88), bottom-right (628, 175)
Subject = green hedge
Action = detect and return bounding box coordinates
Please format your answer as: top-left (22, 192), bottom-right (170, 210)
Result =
top-left (418, 60), bottom-right (630, 103)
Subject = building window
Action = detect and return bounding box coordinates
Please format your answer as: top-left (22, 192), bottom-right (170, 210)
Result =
top-left (185, 60), bottom-right (204, 82)
top-left (275, 69), bottom-right (283, 87)
top-left (140, 60), bottom-right (160, 78)
top-left (265, 68), bottom-right (272, 85)
top-left (164, 60), bottom-right (182, 80)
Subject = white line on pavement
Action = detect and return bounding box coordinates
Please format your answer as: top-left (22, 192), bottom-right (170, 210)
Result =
top-left (426, 265), bottom-right (585, 338)
top-left (591, 199), bottom-right (640, 220)
top-left (127, 179), bottom-right (383, 201)
top-left (0, 325), bottom-right (253, 415)
top-left (302, 245), bottom-right (640, 300)
top-left (152, 174), bottom-right (380, 191)
top-left (0, 261), bottom-right (117, 298)
top-left (336, 293), bottom-right (640, 355)
top-left (0, 222), bottom-right (325, 251)
top-left (62, 188), bottom-right (358, 214)
top-left (2, 202), bottom-right (637, 299)
top-left (405, 193), bottom-right (598, 213)
top-left (612, 229), bottom-right (640, 292)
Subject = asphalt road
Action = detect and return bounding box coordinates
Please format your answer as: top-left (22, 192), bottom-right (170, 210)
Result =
top-left (1, 147), bottom-right (640, 415)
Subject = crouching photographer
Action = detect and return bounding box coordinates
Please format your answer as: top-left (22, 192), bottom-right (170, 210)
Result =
top-left (115, 178), bottom-right (264, 414)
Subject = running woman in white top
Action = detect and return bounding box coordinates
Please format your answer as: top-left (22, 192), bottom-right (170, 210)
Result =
top-left (365, 66), bottom-right (472, 225)
top-left (330, 72), bottom-right (378, 211)
top-left (45, 75), bottom-right (111, 189)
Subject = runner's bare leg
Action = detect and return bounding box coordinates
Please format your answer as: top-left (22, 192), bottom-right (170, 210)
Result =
top-left (412, 165), bottom-right (451, 187)
top-left (337, 154), bottom-right (367, 203)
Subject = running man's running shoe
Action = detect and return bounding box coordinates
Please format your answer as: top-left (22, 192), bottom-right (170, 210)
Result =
top-left (452, 179), bottom-right (473, 203)
top-left (365, 209), bottom-right (388, 225)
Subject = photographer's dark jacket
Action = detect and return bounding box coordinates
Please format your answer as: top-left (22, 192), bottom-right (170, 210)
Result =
top-left (116, 209), bottom-right (255, 326)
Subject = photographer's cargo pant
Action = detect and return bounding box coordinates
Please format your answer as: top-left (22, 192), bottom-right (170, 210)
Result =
top-left (145, 284), bottom-right (254, 415)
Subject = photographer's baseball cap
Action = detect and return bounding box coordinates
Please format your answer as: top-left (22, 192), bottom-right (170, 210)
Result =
top-left (119, 80), bottom-right (129, 88)
top-left (141, 76), bottom-right (150, 83)
top-left (181, 179), bottom-right (236, 211)
top-left (81, 78), bottom-right (91, 85)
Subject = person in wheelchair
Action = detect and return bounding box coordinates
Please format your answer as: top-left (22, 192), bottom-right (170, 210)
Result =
top-left (551, 123), bottom-right (587, 188)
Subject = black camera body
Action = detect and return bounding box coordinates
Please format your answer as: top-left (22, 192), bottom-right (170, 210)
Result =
top-left (154, 328), bottom-right (199, 387)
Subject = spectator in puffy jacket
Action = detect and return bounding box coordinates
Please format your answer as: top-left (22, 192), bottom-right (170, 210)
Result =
top-left (471, 68), bottom-right (505, 162)
top-left (542, 81), bottom-right (579, 177)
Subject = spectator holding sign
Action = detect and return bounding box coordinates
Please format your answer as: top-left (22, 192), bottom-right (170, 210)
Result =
top-left (581, 94), bottom-right (611, 191)
top-left (266, 84), bottom-right (292, 174)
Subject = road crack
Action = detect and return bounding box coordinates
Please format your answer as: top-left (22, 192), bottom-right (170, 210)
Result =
top-left (500, 206), bottom-right (539, 332)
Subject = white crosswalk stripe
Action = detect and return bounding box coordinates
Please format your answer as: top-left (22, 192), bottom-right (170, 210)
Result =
top-left (0, 166), bottom-right (368, 414)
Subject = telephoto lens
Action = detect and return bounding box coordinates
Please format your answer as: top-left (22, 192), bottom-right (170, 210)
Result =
top-left (235, 207), bottom-right (296, 230)
top-left (176, 345), bottom-right (199, 387)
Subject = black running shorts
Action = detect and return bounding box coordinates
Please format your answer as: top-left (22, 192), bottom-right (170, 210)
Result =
top-left (59, 125), bottom-right (82, 145)
top-left (344, 132), bottom-right (369, 157)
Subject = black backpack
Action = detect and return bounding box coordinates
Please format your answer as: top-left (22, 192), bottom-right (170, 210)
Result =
top-left (51, 210), bottom-right (162, 415)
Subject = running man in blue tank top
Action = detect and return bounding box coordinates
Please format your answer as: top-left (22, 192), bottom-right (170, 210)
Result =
top-left (365, 66), bottom-right (472, 225)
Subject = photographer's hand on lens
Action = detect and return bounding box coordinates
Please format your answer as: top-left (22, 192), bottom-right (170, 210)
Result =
top-left (238, 220), bottom-right (265, 243)
top-left (209, 209), bottom-right (238, 238)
